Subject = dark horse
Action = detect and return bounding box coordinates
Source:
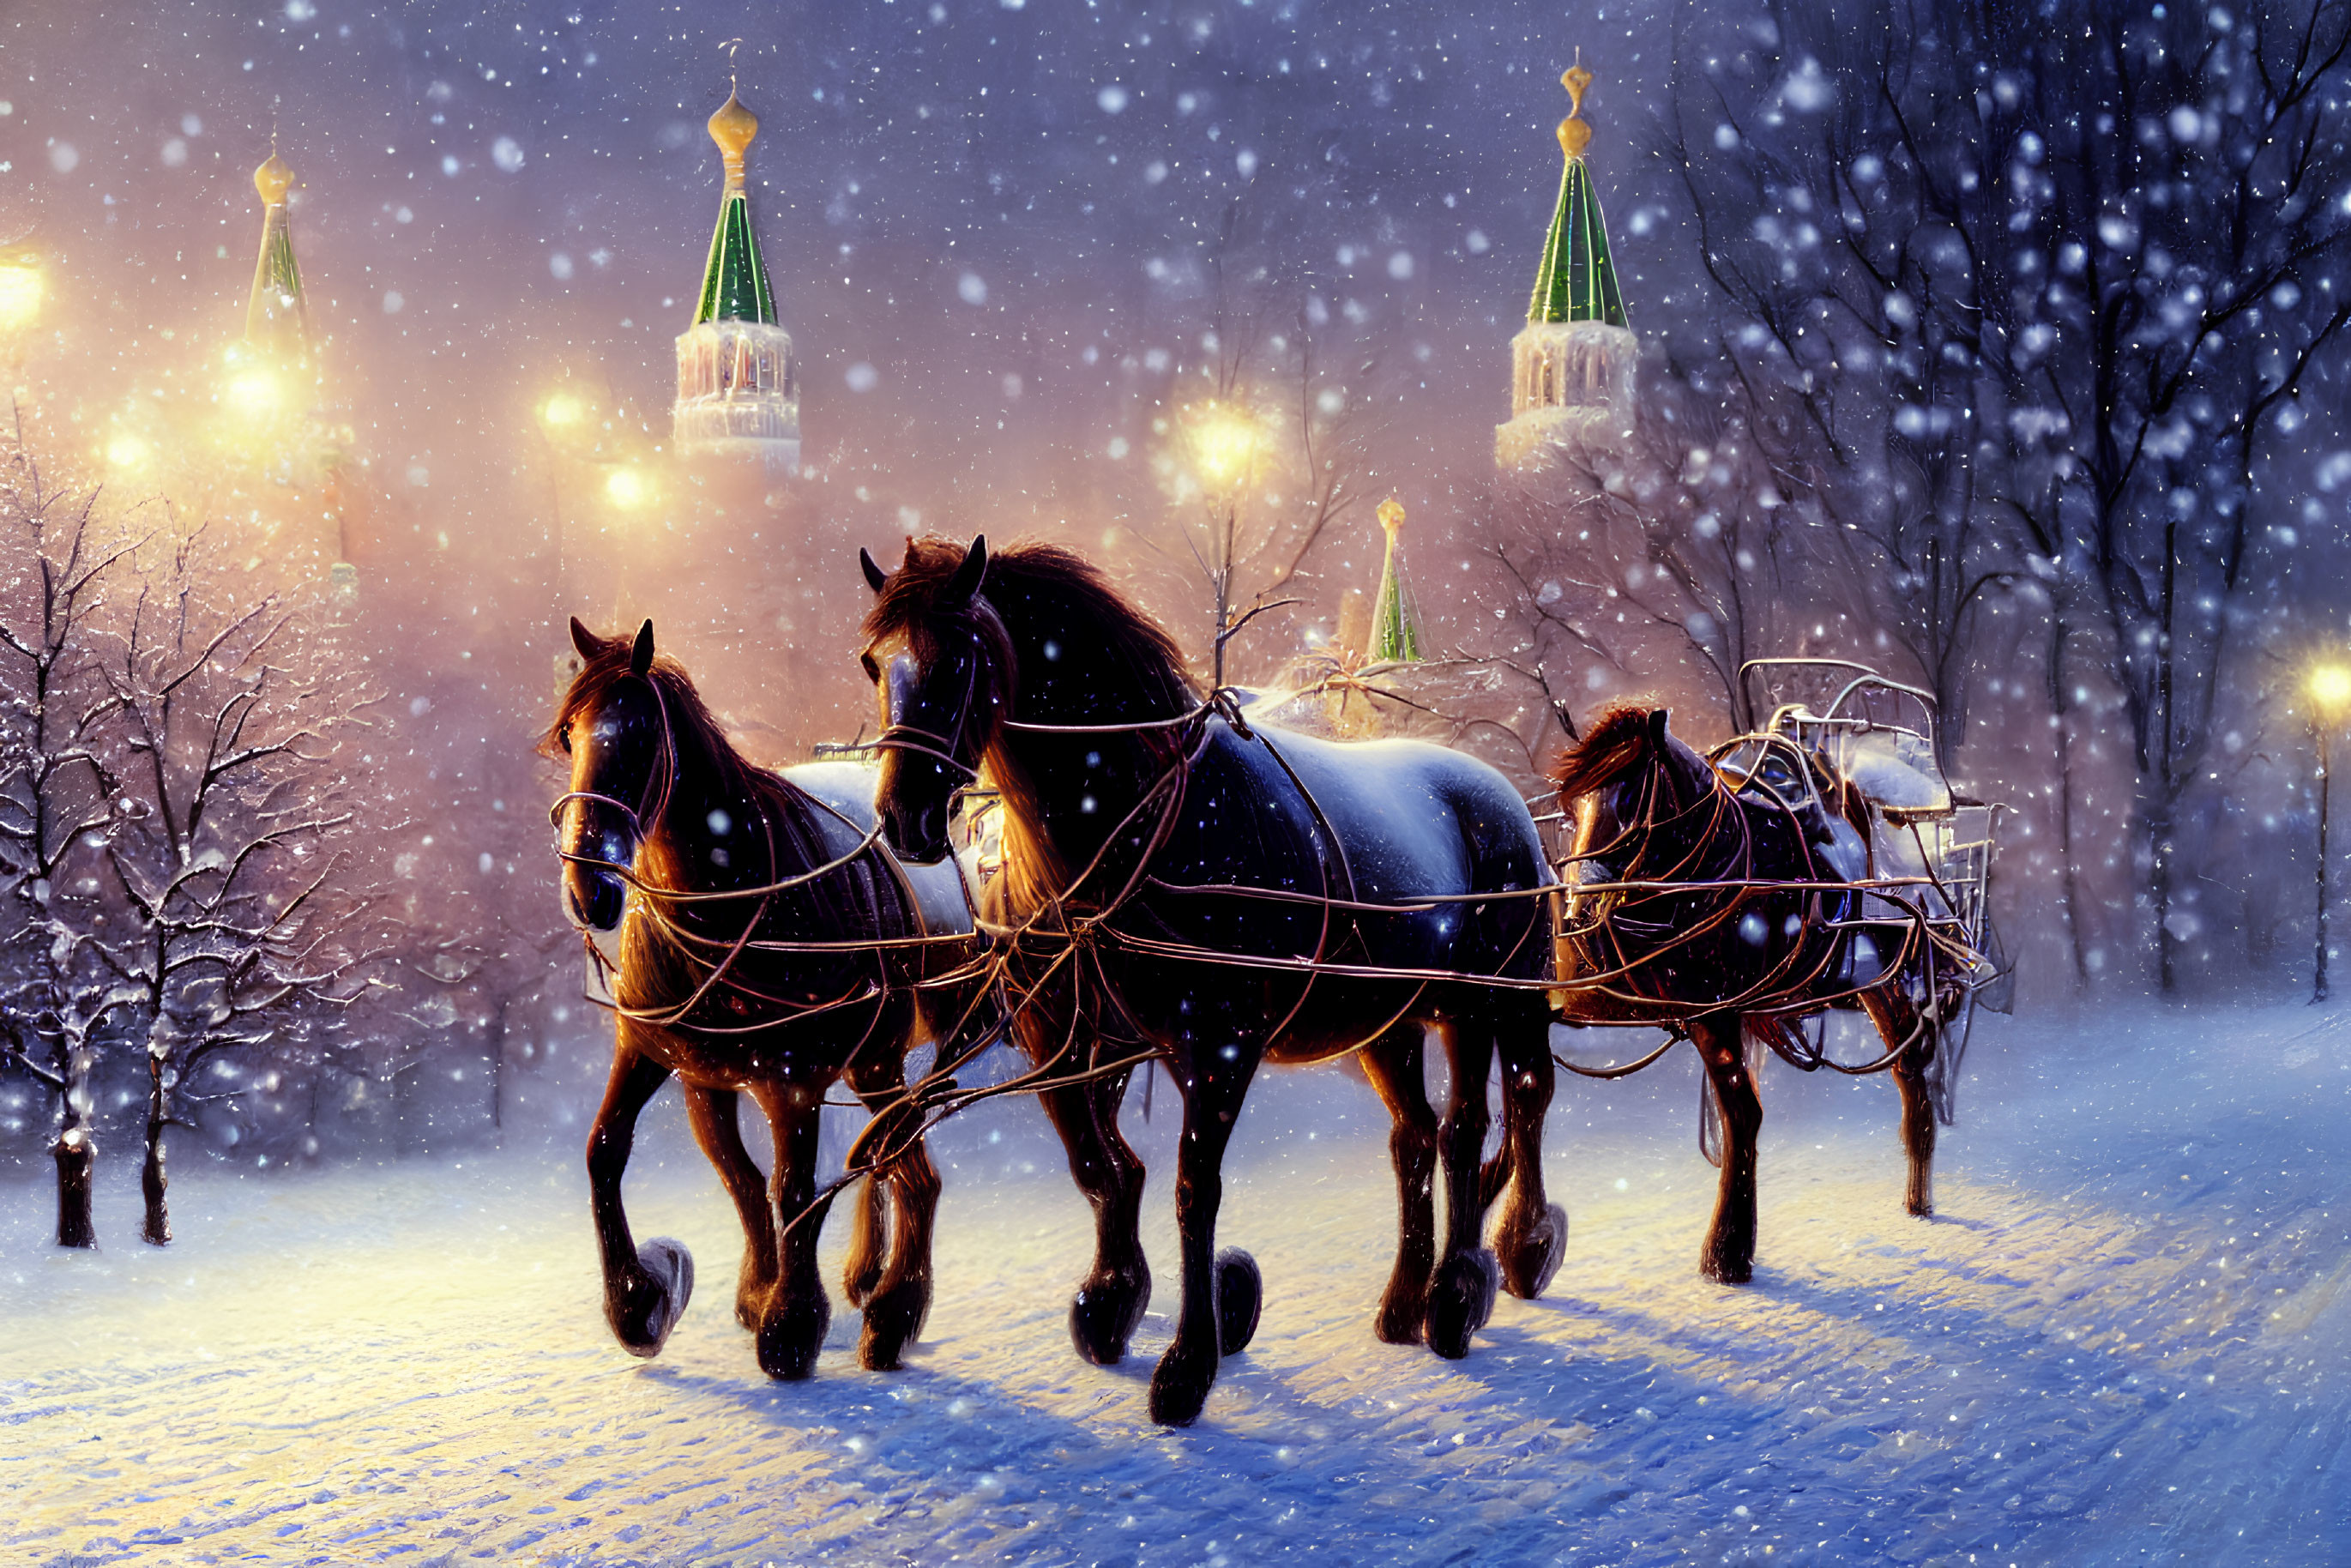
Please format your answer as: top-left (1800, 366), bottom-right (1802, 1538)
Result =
top-left (857, 534), bottom-right (1564, 1426)
top-left (547, 618), bottom-right (988, 1378)
top-left (1548, 704), bottom-right (1959, 1285)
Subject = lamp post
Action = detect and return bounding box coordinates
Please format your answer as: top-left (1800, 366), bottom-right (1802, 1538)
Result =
top-left (2311, 661), bottom-right (2351, 1004)
top-left (1181, 399), bottom-right (1263, 689)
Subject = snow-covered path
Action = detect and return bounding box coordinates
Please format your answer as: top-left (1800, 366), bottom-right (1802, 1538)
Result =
top-left (4, 1004), bottom-right (2348, 1566)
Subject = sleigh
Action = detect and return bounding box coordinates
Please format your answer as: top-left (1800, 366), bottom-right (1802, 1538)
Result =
top-left (1704, 661), bottom-right (2010, 1100)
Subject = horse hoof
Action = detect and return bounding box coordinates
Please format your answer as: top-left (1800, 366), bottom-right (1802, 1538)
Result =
top-left (1700, 1252), bottom-right (1754, 1287)
top-left (1498, 1204), bottom-right (1569, 1300)
top-left (1374, 1288), bottom-right (1426, 1346)
top-left (1147, 1350), bottom-right (1215, 1427)
top-left (1424, 1251), bottom-right (1498, 1361)
top-left (859, 1276), bottom-right (933, 1372)
top-left (1070, 1278), bottom-right (1146, 1366)
top-left (613, 1238), bottom-right (694, 1357)
top-left (756, 1294), bottom-right (831, 1381)
top-left (1215, 1249), bottom-right (1262, 1357)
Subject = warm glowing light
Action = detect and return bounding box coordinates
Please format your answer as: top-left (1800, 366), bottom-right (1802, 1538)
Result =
top-left (225, 367), bottom-right (285, 419)
top-left (604, 467), bottom-right (653, 509)
top-left (105, 431), bottom-right (154, 470)
top-left (1186, 401), bottom-right (1263, 491)
top-left (2312, 663), bottom-right (2351, 720)
top-left (540, 391), bottom-right (590, 430)
top-left (0, 262), bottom-right (41, 334)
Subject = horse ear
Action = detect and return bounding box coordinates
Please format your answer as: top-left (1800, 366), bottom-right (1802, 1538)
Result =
top-left (629, 619), bottom-right (655, 676)
top-left (569, 616), bottom-right (601, 662)
top-left (1647, 709), bottom-right (1669, 746)
top-left (943, 534), bottom-right (989, 607)
top-left (859, 546), bottom-right (890, 594)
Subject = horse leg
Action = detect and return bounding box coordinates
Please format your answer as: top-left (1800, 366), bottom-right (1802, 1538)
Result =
top-left (587, 1041), bottom-right (694, 1355)
top-left (1148, 1040), bottom-right (1259, 1427)
top-left (1693, 1016), bottom-right (1763, 1285)
top-left (1035, 1064), bottom-right (1151, 1366)
top-left (1425, 1022), bottom-right (1500, 1359)
top-left (748, 1081), bottom-right (834, 1381)
top-left (1357, 1026), bottom-right (1436, 1345)
top-left (1863, 987), bottom-right (1936, 1217)
top-left (846, 1050), bottom-right (939, 1372)
top-left (682, 1086), bottom-right (777, 1331)
top-left (1491, 1007), bottom-right (1567, 1300)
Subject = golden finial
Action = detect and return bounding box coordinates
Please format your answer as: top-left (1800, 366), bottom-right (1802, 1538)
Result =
top-left (1377, 496), bottom-right (1407, 535)
top-left (1558, 50), bottom-right (1594, 160)
top-left (708, 40), bottom-right (757, 189)
top-left (254, 151), bottom-right (295, 206)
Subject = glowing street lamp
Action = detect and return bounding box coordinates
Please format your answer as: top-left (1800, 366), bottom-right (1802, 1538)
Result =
top-left (2310, 660), bottom-right (2351, 1003)
top-left (1179, 398), bottom-right (1267, 688)
top-left (1187, 400), bottom-right (1263, 492)
top-left (0, 250), bottom-right (43, 335)
top-left (603, 465), bottom-right (654, 510)
top-left (104, 429), bottom-right (154, 473)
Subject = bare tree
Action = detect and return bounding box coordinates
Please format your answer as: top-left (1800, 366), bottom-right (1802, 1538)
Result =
top-left (98, 527), bottom-right (389, 1244)
top-left (0, 431), bottom-right (137, 1247)
top-left (1665, 0), bottom-right (2351, 987)
top-left (1478, 351), bottom-right (1830, 738)
top-left (1120, 188), bottom-right (1396, 686)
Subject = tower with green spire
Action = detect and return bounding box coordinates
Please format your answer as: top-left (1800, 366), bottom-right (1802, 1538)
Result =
top-left (244, 151), bottom-right (313, 361)
top-left (672, 87), bottom-right (801, 474)
top-left (1365, 496), bottom-right (1426, 664)
top-left (1497, 57), bottom-right (1637, 472)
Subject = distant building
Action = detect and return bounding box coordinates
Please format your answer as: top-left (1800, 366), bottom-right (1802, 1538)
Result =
top-left (1366, 497), bottom-right (1425, 664)
top-left (243, 152), bottom-right (312, 361)
top-left (672, 90), bottom-right (801, 476)
top-left (230, 147), bottom-right (360, 598)
top-left (1495, 61), bottom-right (1636, 473)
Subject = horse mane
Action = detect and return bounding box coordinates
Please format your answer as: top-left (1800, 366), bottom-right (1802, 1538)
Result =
top-left (862, 534), bottom-right (1198, 715)
top-left (1549, 703), bottom-right (1667, 805)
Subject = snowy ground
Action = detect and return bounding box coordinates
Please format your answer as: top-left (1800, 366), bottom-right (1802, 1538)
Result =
top-left (3, 1003), bottom-right (2348, 1567)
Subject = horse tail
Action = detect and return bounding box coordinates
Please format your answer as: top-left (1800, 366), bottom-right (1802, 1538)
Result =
top-left (1547, 703), bottom-right (1666, 807)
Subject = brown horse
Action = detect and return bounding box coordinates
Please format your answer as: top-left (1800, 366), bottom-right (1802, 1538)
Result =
top-left (546, 618), bottom-right (990, 1379)
top-left (1548, 704), bottom-right (1962, 1284)
top-left (857, 536), bottom-right (1565, 1426)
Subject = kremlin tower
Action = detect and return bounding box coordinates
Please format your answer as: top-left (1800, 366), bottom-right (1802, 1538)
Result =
top-left (1365, 497), bottom-right (1425, 665)
top-left (671, 88), bottom-right (801, 475)
top-left (228, 143), bottom-right (359, 600)
top-left (1495, 58), bottom-right (1636, 473)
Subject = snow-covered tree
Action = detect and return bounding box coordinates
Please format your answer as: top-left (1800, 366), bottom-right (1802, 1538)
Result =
top-left (98, 526), bottom-right (389, 1245)
top-left (1663, 0), bottom-right (2351, 986)
top-left (0, 430), bottom-right (139, 1247)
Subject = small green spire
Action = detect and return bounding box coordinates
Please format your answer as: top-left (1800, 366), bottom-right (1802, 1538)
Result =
top-left (1368, 498), bottom-right (1425, 664)
top-left (244, 151), bottom-right (312, 355)
top-left (1526, 61), bottom-right (1628, 329)
top-left (693, 91), bottom-right (777, 325)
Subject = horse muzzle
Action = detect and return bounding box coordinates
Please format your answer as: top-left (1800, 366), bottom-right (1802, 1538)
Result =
top-left (567, 866), bottom-right (629, 932)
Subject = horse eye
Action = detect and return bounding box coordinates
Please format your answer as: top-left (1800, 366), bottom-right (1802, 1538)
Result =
top-left (559, 727), bottom-right (573, 755)
top-left (860, 653), bottom-right (880, 684)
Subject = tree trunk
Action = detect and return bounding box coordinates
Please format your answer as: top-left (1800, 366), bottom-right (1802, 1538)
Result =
top-left (489, 997), bottom-right (510, 1134)
top-left (142, 1053), bottom-right (172, 1246)
top-left (2047, 612), bottom-right (2091, 988)
top-left (52, 1040), bottom-right (96, 1249)
top-left (53, 1123), bottom-right (95, 1249)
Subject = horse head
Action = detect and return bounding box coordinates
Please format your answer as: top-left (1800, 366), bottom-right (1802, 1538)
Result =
top-left (857, 535), bottom-right (1010, 863)
top-left (1550, 704), bottom-right (1718, 879)
top-left (546, 616), bottom-right (671, 932)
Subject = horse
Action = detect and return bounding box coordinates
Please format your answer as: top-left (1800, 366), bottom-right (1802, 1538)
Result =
top-left (1547, 703), bottom-right (1966, 1285)
top-left (546, 617), bottom-right (990, 1380)
top-left (855, 534), bottom-right (1565, 1427)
